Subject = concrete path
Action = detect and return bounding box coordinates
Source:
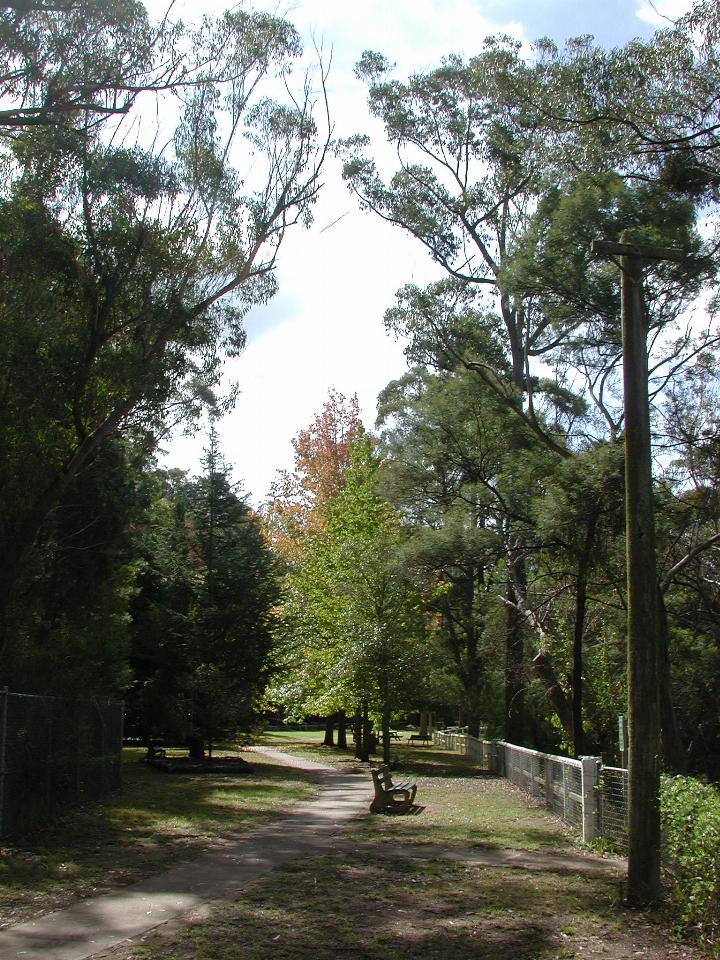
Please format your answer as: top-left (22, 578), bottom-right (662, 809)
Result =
top-left (0, 748), bottom-right (371, 960)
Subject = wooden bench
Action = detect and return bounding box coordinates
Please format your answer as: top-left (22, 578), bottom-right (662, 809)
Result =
top-left (370, 764), bottom-right (417, 813)
top-left (409, 734), bottom-right (432, 745)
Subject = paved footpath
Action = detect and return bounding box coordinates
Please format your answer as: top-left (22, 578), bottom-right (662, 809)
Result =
top-left (0, 748), bottom-right (371, 960)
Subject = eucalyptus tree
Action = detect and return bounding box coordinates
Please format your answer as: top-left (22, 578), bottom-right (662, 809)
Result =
top-left (345, 24), bottom-right (719, 907)
top-left (529, 2), bottom-right (720, 216)
top-left (340, 47), bottom-right (701, 746)
top-left (377, 365), bottom-right (514, 739)
top-left (0, 4), bottom-right (330, 651)
top-left (0, 0), bottom-right (186, 134)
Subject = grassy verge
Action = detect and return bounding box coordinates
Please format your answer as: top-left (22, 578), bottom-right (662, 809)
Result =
top-left (2, 733), bottom-right (709, 958)
top-left (112, 853), bottom-right (631, 960)
top-left (258, 732), bottom-right (576, 851)
top-left (0, 746), bottom-right (319, 928)
top-left (100, 735), bottom-right (704, 960)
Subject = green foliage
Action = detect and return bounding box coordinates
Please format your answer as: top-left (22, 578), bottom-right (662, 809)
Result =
top-left (0, 438), bottom-right (141, 696)
top-left (661, 775), bottom-right (720, 952)
top-left (347, 18), bottom-right (720, 777)
top-left (270, 431), bottom-right (450, 736)
top-left (0, 1), bottom-right (328, 644)
top-left (128, 448), bottom-right (281, 749)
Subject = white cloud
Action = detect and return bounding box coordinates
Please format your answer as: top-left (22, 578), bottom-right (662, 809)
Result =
top-left (158, 1), bottom-right (685, 502)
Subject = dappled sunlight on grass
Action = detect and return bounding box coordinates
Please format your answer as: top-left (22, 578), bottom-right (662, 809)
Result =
top-left (351, 775), bottom-right (573, 852)
top-left (112, 852), bottom-right (629, 960)
top-left (0, 747), bottom-right (319, 927)
top-left (253, 734), bottom-right (572, 852)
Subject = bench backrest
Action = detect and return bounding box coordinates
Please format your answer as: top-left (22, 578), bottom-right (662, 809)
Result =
top-left (371, 765), bottom-right (393, 789)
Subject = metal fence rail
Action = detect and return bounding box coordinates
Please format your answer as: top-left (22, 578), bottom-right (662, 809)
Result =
top-left (0, 689), bottom-right (124, 837)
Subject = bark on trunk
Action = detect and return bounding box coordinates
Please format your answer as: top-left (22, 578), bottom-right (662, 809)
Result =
top-left (337, 710), bottom-right (348, 750)
top-left (572, 514), bottom-right (597, 757)
top-left (323, 715), bottom-right (335, 746)
top-left (657, 589), bottom-right (688, 773)
top-left (505, 569), bottom-right (526, 744)
top-left (353, 712), bottom-right (363, 760)
top-left (532, 649), bottom-right (574, 744)
top-left (382, 712), bottom-right (391, 765)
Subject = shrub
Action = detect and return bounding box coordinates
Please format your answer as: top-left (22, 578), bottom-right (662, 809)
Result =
top-left (661, 774), bottom-right (720, 954)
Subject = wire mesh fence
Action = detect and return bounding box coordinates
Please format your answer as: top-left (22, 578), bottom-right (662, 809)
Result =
top-left (436, 729), bottom-right (623, 846)
top-left (434, 730), bottom-right (497, 771)
top-left (598, 765), bottom-right (629, 852)
top-left (0, 689), bottom-right (124, 837)
top-left (501, 742), bottom-right (586, 836)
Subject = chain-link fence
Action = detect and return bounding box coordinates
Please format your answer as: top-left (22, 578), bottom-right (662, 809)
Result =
top-left (0, 689), bottom-right (124, 837)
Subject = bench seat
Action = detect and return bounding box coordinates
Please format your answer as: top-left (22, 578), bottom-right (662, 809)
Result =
top-left (370, 764), bottom-right (417, 814)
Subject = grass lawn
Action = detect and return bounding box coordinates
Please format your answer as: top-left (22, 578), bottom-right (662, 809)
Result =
top-left (97, 734), bottom-right (707, 960)
top-left (112, 854), bottom-right (630, 960)
top-left (0, 745), bottom-right (319, 928)
top-left (1, 732), bottom-right (709, 958)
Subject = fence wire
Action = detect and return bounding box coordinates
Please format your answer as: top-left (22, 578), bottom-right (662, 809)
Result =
top-left (437, 731), bottom-right (626, 847)
top-left (0, 690), bottom-right (124, 837)
top-left (502, 744), bottom-right (585, 835)
top-left (598, 765), bottom-right (629, 852)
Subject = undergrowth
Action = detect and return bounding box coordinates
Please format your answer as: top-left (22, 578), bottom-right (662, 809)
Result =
top-left (661, 774), bottom-right (720, 955)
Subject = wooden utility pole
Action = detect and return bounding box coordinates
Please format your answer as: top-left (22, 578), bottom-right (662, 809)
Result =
top-left (591, 231), bottom-right (684, 907)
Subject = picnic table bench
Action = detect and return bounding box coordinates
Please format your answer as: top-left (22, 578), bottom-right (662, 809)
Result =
top-left (409, 733), bottom-right (432, 745)
top-left (370, 764), bottom-right (417, 813)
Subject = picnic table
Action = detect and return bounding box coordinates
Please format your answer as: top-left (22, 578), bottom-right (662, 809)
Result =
top-left (376, 730), bottom-right (402, 744)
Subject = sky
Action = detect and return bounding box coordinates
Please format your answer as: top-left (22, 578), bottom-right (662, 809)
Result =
top-left (157, 0), bottom-right (692, 504)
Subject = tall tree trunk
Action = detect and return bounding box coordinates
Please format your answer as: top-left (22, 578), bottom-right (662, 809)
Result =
top-left (353, 711), bottom-right (363, 760)
top-left (657, 589), bottom-right (687, 773)
top-left (505, 567), bottom-right (526, 745)
top-left (382, 711), bottom-right (391, 764)
top-left (572, 514), bottom-right (598, 757)
top-left (323, 715), bottom-right (335, 746)
top-left (532, 649), bottom-right (574, 743)
top-left (356, 703), bottom-right (371, 761)
top-left (364, 707), bottom-right (376, 758)
top-left (337, 710), bottom-right (348, 750)
top-left (465, 563), bottom-right (483, 739)
top-left (419, 709), bottom-right (430, 737)
top-left (617, 239), bottom-right (662, 906)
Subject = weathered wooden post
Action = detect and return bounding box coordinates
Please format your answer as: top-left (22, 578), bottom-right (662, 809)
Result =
top-left (591, 232), bottom-right (684, 906)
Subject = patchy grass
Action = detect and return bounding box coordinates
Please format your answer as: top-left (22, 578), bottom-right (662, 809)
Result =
top-left (257, 734), bottom-right (573, 851)
top-left (259, 729), bottom-right (327, 744)
top-left (2, 733), bottom-right (709, 959)
top-left (351, 775), bottom-right (574, 852)
top-left (0, 747), bottom-right (319, 928)
top-left (106, 849), bottom-right (700, 960)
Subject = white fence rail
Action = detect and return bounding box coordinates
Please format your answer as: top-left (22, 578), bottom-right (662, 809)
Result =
top-left (434, 730), bottom-right (623, 847)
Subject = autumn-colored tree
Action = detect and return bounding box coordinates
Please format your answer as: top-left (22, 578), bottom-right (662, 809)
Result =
top-left (265, 390), bottom-right (362, 556)
top-left (263, 390), bottom-right (363, 744)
